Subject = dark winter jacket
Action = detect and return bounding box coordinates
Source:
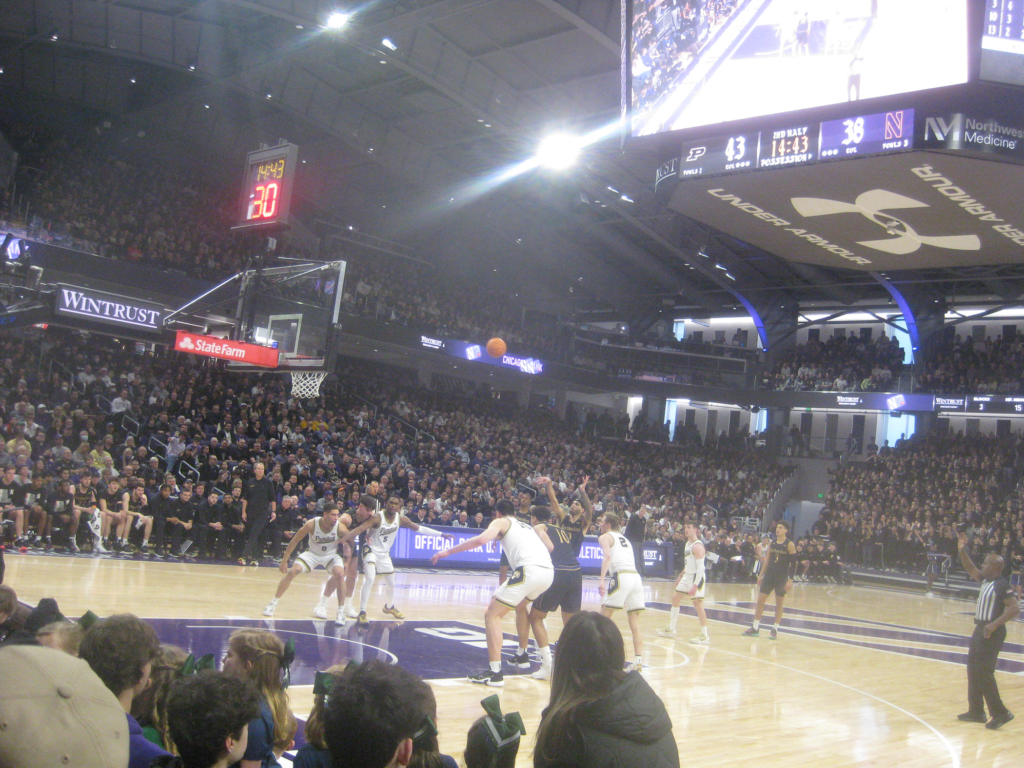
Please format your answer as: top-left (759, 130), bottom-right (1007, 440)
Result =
top-left (534, 671), bottom-right (679, 768)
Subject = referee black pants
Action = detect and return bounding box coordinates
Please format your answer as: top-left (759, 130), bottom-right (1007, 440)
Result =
top-left (967, 623), bottom-right (1010, 717)
top-left (242, 511), bottom-right (270, 561)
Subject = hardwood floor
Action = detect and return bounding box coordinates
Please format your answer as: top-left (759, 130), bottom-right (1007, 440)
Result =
top-left (5, 553), bottom-right (1022, 767)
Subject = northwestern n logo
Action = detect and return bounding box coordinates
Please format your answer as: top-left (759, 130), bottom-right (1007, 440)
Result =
top-left (791, 190), bottom-right (981, 255)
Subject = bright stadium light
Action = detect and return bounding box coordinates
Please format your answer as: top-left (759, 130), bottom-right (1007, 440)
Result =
top-left (325, 11), bottom-right (350, 29)
top-left (536, 133), bottom-right (582, 170)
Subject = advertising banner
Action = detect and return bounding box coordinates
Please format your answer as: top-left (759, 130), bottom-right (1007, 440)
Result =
top-left (391, 525), bottom-right (671, 576)
top-left (55, 284), bottom-right (166, 331)
top-left (174, 331), bottom-right (279, 368)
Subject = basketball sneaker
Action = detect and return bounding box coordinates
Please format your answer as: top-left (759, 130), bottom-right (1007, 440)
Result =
top-left (957, 711), bottom-right (987, 723)
top-left (690, 634), bottom-right (710, 645)
top-left (313, 602), bottom-right (328, 620)
top-left (530, 665), bottom-right (552, 680)
top-left (93, 537), bottom-right (109, 555)
top-left (67, 539), bottom-right (79, 553)
top-left (512, 651), bottom-right (531, 669)
top-left (383, 605), bottom-right (405, 619)
top-left (468, 669), bottom-right (504, 687)
top-left (741, 627), bottom-right (759, 637)
top-left (769, 628), bottom-right (778, 640)
top-left (263, 601), bottom-right (277, 617)
top-left (357, 611), bottom-right (370, 627)
top-left (335, 609), bottom-right (347, 627)
top-left (347, 606), bottom-right (360, 618)
top-left (656, 627), bottom-right (678, 637)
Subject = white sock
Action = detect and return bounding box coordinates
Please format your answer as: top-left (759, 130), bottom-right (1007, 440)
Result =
top-left (489, 661), bottom-right (501, 673)
top-left (634, 655), bottom-right (642, 666)
top-left (752, 620), bottom-right (760, 631)
top-left (317, 594), bottom-right (327, 606)
top-left (344, 596), bottom-right (353, 610)
top-left (518, 645), bottom-right (528, 654)
top-left (773, 623), bottom-right (780, 631)
top-left (668, 606), bottom-right (679, 630)
top-left (700, 625), bottom-right (708, 638)
top-left (539, 646), bottom-right (552, 665)
top-left (384, 573), bottom-right (396, 607)
top-left (269, 597), bottom-right (279, 605)
top-left (141, 539), bottom-right (148, 547)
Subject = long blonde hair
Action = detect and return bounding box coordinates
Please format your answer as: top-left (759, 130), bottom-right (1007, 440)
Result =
top-left (228, 629), bottom-right (292, 750)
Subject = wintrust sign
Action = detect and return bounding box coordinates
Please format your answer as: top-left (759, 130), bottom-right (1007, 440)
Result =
top-left (174, 332), bottom-right (279, 368)
top-left (56, 285), bottom-right (164, 331)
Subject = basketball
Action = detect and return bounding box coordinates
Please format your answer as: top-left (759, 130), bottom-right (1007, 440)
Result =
top-left (486, 337), bottom-right (507, 358)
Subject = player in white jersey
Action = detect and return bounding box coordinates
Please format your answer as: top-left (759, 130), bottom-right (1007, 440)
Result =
top-left (432, 498), bottom-right (554, 686)
top-left (343, 494), bottom-right (450, 627)
top-left (263, 504), bottom-right (351, 624)
top-left (657, 520), bottom-right (709, 644)
top-left (598, 512), bottom-right (645, 671)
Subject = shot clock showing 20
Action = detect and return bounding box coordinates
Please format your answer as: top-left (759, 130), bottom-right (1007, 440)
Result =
top-left (234, 144), bottom-right (299, 230)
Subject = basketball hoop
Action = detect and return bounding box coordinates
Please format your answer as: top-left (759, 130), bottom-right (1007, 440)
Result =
top-left (289, 371), bottom-right (328, 399)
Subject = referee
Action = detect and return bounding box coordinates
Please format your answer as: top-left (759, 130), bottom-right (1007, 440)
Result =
top-left (957, 531), bottom-right (1019, 729)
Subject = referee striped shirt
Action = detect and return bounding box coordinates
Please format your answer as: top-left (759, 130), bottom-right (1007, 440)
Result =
top-left (975, 577), bottom-right (1010, 624)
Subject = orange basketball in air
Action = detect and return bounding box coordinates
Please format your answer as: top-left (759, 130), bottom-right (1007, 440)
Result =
top-left (486, 338), bottom-right (507, 358)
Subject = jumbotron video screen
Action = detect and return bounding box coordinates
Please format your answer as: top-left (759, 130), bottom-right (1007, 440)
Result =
top-left (629, 0), bottom-right (969, 137)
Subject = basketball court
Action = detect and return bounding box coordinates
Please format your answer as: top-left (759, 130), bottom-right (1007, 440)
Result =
top-left (6, 553), bottom-right (1021, 767)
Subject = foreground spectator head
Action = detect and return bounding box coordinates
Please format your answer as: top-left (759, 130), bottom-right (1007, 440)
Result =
top-left (463, 695), bottom-right (524, 768)
top-left (535, 611), bottom-right (679, 767)
top-left (166, 670), bottom-right (261, 768)
top-left (0, 645), bottom-right (129, 767)
top-left (324, 660), bottom-right (434, 768)
top-left (304, 664), bottom-right (352, 752)
top-left (36, 619), bottom-right (84, 655)
top-left (79, 613), bottom-right (160, 701)
top-left (131, 644), bottom-right (188, 750)
top-left (223, 628), bottom-right (292, 756)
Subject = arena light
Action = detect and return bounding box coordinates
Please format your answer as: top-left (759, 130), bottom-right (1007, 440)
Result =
top-left (536, 133), bottom-right (582, 170)
top-left (325, 11), bottom-right (350, 29)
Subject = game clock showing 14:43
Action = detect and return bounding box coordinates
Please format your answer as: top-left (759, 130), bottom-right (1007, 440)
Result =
top-left (759, 125), bottom-right (817, 168)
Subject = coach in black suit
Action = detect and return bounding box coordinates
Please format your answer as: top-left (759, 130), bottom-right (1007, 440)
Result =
top-left (956, 532), bottom-right (1019, 730)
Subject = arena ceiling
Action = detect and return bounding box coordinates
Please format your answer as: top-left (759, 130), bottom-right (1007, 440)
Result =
top-left (2, 0), bottom-right (1024, 333)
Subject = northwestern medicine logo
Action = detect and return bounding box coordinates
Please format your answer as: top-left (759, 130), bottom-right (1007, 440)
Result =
top-left (791, 190), bottom-right (981, 255)
top-left (59, 288), bottom-right (162, 329)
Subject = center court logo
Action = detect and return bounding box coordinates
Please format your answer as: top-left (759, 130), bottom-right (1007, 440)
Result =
top-left (791, 190), bottom-right (981, 255)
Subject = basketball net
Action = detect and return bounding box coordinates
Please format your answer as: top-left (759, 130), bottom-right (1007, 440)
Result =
top-left (289, 371), bottom-right (328, 399)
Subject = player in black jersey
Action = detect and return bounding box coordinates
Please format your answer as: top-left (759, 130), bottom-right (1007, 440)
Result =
top-left (521, 476), bottom-right (594, 680)
top-left (742, 521), bottom-right (797, 640)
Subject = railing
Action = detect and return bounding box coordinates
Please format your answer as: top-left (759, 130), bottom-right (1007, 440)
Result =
top-left (761, 472), bottom-right (799, 533)
top-left (121, 414), bottom-right (140, 438)
top-left (177, 460), bottom-right (200, 484)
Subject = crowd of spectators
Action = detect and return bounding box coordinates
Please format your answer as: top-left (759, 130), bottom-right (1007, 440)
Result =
top-left (914, 332), bottom-right (1024, 395)
top-left (0, 328), bottom-right (795, 565)
top-left (807, 432), bottom-right (1024, 585)
top-left (760, 332), bottom-right (905, 392)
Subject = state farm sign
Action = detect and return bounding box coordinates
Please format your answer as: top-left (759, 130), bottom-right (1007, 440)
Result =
top-left (174, 331), bottom-right (279, 368)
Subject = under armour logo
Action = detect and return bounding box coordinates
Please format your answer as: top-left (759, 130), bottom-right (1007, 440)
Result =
top-left (791, 190), bottom-right (981, 255)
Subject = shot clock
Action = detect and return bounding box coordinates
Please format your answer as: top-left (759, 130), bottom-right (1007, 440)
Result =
top-left (234, 143), bottom-right (299, 230)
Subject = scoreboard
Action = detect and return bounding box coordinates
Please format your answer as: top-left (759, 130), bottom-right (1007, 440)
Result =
top-left (678, 109), bottom-right (914, 180)
top-left (983, 0), bottom-right (1024, 55)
